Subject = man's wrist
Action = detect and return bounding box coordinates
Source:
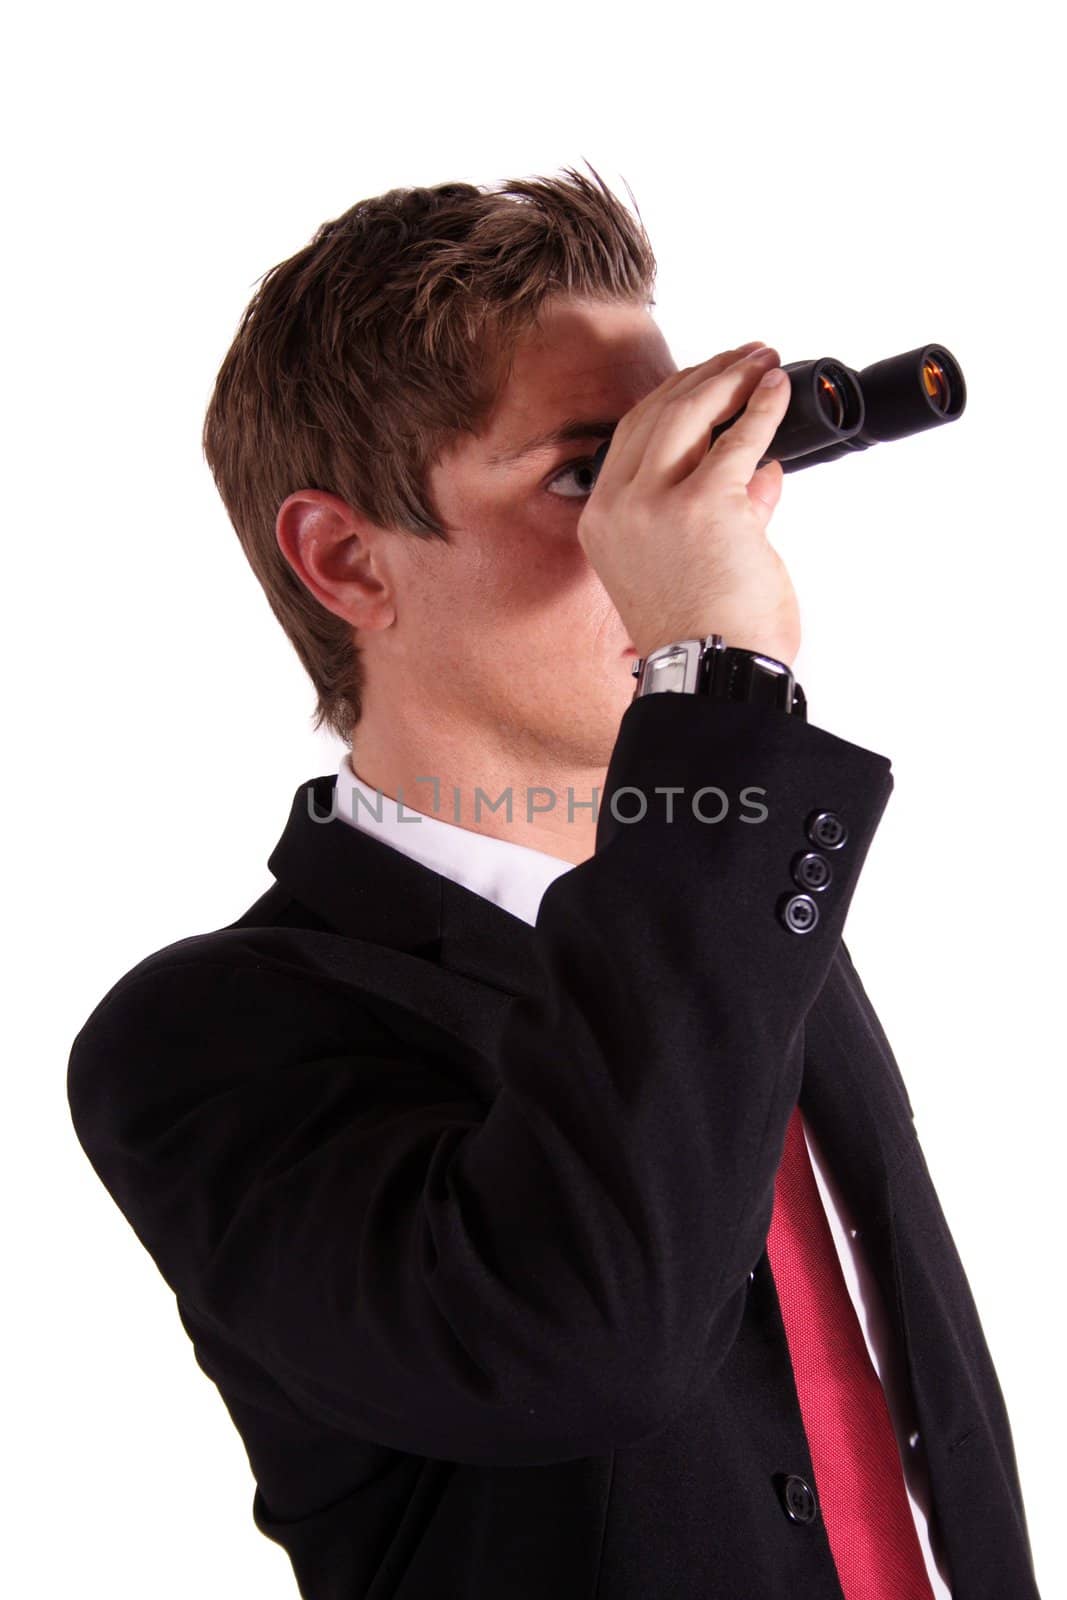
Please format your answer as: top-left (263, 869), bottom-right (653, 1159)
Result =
top-left (630, 628), bottom-right (797, 669)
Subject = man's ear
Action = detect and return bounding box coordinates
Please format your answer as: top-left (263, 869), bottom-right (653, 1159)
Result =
top-left (275, 490), bottom-right (396, 633)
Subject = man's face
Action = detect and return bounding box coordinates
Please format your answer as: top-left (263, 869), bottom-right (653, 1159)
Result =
top-left (379, 295), bottom-right (677, 772)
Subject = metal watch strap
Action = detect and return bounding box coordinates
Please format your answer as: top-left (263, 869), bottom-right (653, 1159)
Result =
top-left (631, 635), bottom-right (806, 718)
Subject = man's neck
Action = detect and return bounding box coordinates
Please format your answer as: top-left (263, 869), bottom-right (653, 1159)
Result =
top-left (347, 712), bottom-right (609, 866)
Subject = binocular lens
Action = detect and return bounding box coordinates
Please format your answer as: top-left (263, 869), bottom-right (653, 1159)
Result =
top-left (818, 373), bottom-right (846, 430)
top-left (812, 362), bottom-right (862, 434)
top-left (922, 357), bottom-right (951, 413)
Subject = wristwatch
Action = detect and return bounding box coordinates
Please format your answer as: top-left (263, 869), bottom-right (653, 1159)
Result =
top-left (631, 635), bottom-right (806, 719)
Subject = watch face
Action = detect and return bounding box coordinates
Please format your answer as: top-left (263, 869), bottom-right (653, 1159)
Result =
top-left (637, 641), bottom-right (704, 696)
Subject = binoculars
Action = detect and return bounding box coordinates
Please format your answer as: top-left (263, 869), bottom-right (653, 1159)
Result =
top-left (590, 343), bottom-right (966, 478)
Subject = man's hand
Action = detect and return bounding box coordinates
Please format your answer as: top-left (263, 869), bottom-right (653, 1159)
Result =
top-left (577, 342), bottom-right (800, 666)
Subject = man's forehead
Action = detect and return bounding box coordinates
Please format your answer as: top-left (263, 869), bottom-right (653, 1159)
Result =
top-left (483, 346), bottom-right (676, 469)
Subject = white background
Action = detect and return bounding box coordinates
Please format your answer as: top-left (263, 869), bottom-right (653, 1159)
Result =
top-left (5, 2), bottom-right (1063, 1595)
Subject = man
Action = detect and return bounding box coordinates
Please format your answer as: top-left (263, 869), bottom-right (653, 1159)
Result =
top-left (67, 166), bottom-right (1040, 1597)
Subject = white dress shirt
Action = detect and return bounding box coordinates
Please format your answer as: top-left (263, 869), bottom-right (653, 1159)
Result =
top-left (332, 750), bottom-right (953, 1597)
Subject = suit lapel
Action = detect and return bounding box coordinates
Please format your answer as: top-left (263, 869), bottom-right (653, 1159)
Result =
top-left (262, 774), bottom-right (542, 1099)
top-left (266, 774), bottom-right (540, 990)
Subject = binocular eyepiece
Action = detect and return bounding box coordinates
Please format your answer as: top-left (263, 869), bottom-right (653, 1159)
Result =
top-left (590, 343), bottom-right (966, 478)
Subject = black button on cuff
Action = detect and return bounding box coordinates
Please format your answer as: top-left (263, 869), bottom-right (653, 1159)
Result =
top-left (779, 893), bottom-right (819, 934)
top-left (780, 1473), bottom-right (819, 1524)
top-left (792, 851), bottom-right (832, 892)
top-left (806, 810), bottom-right (848, 849)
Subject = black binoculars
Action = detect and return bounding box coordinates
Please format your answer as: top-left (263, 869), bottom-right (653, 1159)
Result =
top-left (590, 343), bottom-right (966, 478)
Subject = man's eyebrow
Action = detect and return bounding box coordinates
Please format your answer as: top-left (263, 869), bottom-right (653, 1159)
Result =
top-left (486, 417), bottom-right (620, 468)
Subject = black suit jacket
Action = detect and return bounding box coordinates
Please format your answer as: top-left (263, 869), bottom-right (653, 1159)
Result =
top-left (67, 694), bottom-right (1040, 1598)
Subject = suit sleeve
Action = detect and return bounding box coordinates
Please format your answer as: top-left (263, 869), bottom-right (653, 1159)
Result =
top-left (67, 693), bottom-right (893, 1466)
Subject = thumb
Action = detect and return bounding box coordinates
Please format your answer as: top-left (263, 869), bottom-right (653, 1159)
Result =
top-left (748, 457), bottom-right (784, 528)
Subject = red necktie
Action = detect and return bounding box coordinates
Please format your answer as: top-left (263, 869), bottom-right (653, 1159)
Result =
top-left (766, 1105), bottom-right (937, 1599)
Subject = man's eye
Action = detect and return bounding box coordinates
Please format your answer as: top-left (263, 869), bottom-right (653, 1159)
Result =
top-left (545, 458), bottom-right (598, 500)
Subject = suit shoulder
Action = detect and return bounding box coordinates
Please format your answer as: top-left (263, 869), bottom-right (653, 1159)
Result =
top-left (71, 914), bottom-right (350, 1023)
top-left (64, 919), bottom-right (413, 1146)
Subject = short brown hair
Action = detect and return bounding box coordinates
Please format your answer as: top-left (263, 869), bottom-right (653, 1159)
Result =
top-left (201, 161), bottom-right (658, 742)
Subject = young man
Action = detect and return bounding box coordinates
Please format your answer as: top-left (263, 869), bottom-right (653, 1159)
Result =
top-left (67, 166), bottom-right (1041, 1598)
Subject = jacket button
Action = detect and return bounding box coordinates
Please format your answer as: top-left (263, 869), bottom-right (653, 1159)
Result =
top-left (792, 851), bottom-right (832, 891)
top-left (807, 810), bottom-right (848, 849)
top-left (779, 893), bottom-right (819, 934)
top-left (780, 1473), bottom-right (819, 1524)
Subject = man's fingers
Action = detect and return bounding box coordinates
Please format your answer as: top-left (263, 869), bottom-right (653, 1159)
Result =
top-left (600, 341), bottom-right (771, 486)
top-left (685, 366), bottom-right (792, 494)
top-left (630, 351), bottom-right (785, 491)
